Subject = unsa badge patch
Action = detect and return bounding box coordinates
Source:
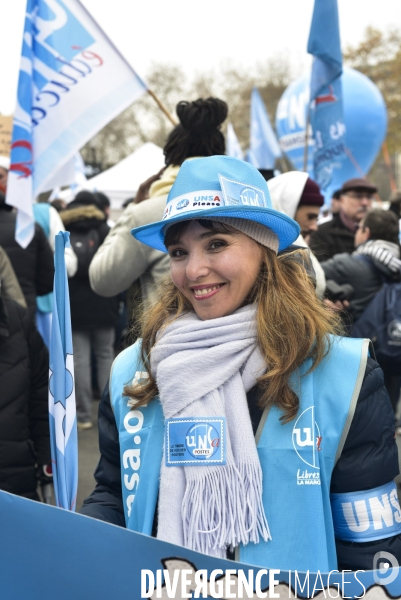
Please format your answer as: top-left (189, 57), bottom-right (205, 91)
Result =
top-left (165, 417), bottom-right (226, 466)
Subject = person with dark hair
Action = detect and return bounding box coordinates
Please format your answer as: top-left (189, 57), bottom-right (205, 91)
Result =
top-left (320, 209), bottom-right (401, 322)
top-left (88, 97), bottom-right (228, 305)
top-left (94, 192), bottom-right (114, 227)
top-left (50, 199), bottom-right (67, 213)
top-left (310, 177), bottom-right (377, 261)
top-left (82, 156), bottom-right (400, 572)
top-left (321, 209), bottom-right (401, 415)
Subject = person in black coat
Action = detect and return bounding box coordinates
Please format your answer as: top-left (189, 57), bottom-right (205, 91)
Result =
top-left (0, 192), bottom-right (54, 320)
top-left (60, 192), bottom-right (119, 429)
top-left (310, 178), bottom-right (377, 262)
top-left (0, 287), bottom-right (51, 500)
top-left (321, 209), bottom-right (401, 412)
top-left (321, 209), bottom-right (401, 322)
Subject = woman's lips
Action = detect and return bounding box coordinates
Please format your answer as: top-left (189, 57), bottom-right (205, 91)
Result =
top-left (191, 283), bottom-right (225, 300)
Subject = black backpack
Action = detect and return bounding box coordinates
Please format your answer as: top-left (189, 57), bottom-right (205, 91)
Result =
top-left (352, 282), bottom-right (401, 375)
top-left (69, 228), bottom-right (101, 277)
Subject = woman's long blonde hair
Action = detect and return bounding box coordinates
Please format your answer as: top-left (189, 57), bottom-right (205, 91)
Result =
top-left (124, 231), bottom-right (342, 423)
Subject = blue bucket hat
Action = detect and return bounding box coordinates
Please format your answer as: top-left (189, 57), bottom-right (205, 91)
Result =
top-left (131, 156), bottom-right (300, 252)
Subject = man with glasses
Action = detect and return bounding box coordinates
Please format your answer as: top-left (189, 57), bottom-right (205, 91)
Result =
top-left (310, 178), bottom-right (377, 261)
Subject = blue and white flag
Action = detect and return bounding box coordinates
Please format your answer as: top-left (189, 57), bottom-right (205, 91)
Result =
top-left (307, 0), bottom-right (346, 190)
top-left (250, 87), bottom-right (282, 169)
top-left (7, 0), bottom-right (147, 247)
top-left (49, 231), bottom-right (77, 511)
top-left (226, 123), bottom-right (244, 160)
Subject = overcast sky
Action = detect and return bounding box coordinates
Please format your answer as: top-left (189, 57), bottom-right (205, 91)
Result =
top-left (1, 0), bottom-right (400, 115)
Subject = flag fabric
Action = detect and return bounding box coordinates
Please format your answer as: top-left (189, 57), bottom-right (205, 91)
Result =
top-left (7, 0), bottom-right (148, 247)
top-left (49, 231), bottom-right (77, 511)
top-left (307, 0), bottom-right (346, 190)
top-left (226, 123), bottom-right (244, 160)
top-left (249, 87), bottom-right (282, 169)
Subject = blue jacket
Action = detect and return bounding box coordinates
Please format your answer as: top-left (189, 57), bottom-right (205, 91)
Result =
top-left (81, 356), bottom-right (401, 570)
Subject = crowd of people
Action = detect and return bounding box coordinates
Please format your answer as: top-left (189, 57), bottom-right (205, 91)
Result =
top-left (0, 96), bottom-right (401, 572)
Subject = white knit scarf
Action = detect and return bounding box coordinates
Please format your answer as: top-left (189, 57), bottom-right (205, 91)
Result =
top-left (150, 304), bottom-right (271, 557)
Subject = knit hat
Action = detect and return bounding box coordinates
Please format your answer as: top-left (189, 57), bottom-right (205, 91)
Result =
top-left (131, 156), bottom-right (300, 253)
top-left (298, 178), bottom-right (324, 207)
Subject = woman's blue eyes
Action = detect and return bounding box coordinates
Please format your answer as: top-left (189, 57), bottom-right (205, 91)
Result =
top-left (169, 239), bottom-right (227, 258)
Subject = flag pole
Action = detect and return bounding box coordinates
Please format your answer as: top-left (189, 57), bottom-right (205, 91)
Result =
top-left (303, 107), bottom-right (310, 172)
top-left (147, 89), bottom-right (177, 126)
top-left (382, 141), bottom-right (397, 192)
top-left (278, 157), bottom-right (288, 173)
top-left (344, 146), bottom-right (365, 178)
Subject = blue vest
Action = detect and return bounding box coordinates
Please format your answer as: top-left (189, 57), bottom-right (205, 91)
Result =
top-left (110, 336), bottom-right (369, 571)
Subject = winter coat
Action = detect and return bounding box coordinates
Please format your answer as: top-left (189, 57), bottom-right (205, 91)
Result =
top-left (0, 246), bottom-right (26, 308)
top-left (89, 165), bottom-right (180, 303)
top-left (80, 356), bottom-right (400, 571)
top-left (0, 295), bottom-right (50, 499)
top-left (309, 213), bottom-right (355, 261)
top-left (0, 209), bottom-right (54, 318)
top-left (61, 205), bottom-right (119, 331)
top-left (321, 240), bottom-right (401, 321)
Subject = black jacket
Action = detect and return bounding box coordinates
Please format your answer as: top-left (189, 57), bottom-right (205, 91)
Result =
top-left (81, 358), bottom-right (400, 570)
top-left (61, 205), bottom-right (119, 331)
top-left (0, 209), bottom-right (54, 318)
top-left (321, 241), bottom-right (401, 322)
top-left (0, 295), bottom-right (50, 499)
top-left (309, 213), bottom-right (356, 262)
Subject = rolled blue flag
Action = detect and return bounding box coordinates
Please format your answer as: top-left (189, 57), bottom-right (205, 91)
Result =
top-left (226, 123), bottom-right (244, 160)
top-left (307, 0), bottom-right (347, 190)
top-left (250, 87), bottom-right (282, 169)
top-left (49, 231), bottom-right (78, 511)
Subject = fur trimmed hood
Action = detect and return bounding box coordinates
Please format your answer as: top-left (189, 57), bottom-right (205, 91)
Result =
top-left (60, 205), bottom-right (105, 227)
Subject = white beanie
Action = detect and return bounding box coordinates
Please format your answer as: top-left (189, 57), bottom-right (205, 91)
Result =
top-left (206, 216), bottom-right (279, 253)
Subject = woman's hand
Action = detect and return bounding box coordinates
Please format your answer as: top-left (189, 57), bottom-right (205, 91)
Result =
top-left (134, 168), bottom-right (165, 204)
top-left (323, 298), bottom-right (350, 312)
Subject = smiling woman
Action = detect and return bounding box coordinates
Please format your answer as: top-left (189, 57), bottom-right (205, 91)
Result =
top-left (166, 220), bottom-right (264, 320)
top-left (82, 155), bottom-right (401, 573)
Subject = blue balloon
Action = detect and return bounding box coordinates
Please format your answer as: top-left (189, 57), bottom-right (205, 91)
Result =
top-left (275, 66), bottom-right (387, 200)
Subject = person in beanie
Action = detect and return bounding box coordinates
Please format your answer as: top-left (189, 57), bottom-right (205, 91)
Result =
top-left (267, 171), bottom-right (326, 296)
top-left (310, 177), bottom-right (376, 261)
top-left (82, 156), bottom-right (400, 572)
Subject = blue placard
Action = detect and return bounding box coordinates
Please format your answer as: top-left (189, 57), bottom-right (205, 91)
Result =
top-left (165, 417), bottom-right (226, 466)
top-left (1, 491), bottom-right (400, 599)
